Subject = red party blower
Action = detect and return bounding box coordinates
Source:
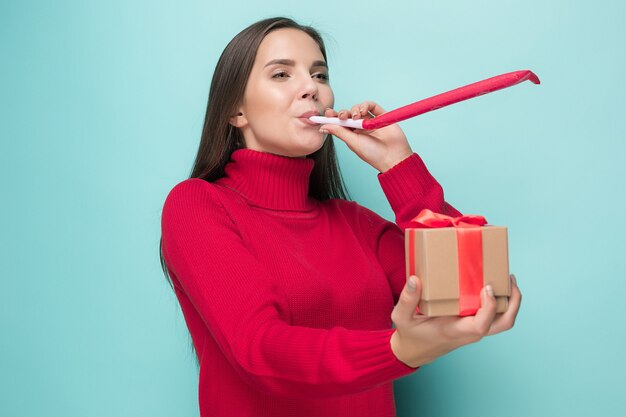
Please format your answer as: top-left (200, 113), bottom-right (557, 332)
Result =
top-left (309, 70), bottom-right (540, 129)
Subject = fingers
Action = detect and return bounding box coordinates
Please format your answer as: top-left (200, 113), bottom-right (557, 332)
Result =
top-left (391, 275), bottom-right (422, 327)
top-left (324, 107), bottom-right (338, 117)
top-left (488, 274), bottom-right (522, 335)
top-left (320, 102), bottom-right (384, 148)
top-left (335, 101), bottom-right (386, 120)
top-left (509, 274), bottom-right (522, 310)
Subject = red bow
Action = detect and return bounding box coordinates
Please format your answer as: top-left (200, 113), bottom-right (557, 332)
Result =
top-left (409, 208), bottom-right (487, 229)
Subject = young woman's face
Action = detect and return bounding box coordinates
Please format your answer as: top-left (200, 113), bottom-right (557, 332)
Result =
top-left (231, 28), bottom-right (334, 157)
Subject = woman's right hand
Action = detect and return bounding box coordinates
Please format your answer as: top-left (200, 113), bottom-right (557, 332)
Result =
top-left (390, 274), bottom-right (522, 368)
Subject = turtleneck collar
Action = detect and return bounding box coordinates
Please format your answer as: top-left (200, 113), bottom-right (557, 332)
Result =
top-left (215, 148), bottom-right (317, 212)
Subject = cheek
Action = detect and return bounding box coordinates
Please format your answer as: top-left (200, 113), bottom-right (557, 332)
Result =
top-left (320, 86), bottom-right (334, 109)
top-left (248, 84), bottom-right (293, 117)
top-left (244, 90), bottom-right (269, 116)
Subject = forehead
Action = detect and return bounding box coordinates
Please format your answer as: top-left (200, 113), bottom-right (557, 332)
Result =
top-left (255, 28), bottom-right (325, 63)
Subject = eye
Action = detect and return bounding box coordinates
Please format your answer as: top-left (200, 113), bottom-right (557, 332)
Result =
top-left (313, 73), bottom-right (329, 82)
top-left (272, 71), bottom-right (290, 79)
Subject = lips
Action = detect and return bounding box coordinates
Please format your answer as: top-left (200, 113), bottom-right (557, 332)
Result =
top-left (298, 110), bottom-right (321, 119)
top-left (297, 110), bottom-right (322, 126)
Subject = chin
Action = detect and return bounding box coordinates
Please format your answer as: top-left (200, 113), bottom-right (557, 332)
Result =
top-left (270, 132), bottom-right (323, 157)
top-left (257, 130), bottom-right (327, 158)
top-left (295, 134), bottom-right (327, 157)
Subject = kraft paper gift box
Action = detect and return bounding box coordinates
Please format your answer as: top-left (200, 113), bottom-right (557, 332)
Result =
top-left (404, 209), bottom-right (511, 317)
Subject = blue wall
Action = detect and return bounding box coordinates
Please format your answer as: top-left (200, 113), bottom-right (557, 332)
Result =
top-left (2, 1), bottom-right (624, 416)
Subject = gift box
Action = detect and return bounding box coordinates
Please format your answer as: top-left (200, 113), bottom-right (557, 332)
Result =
top-left (405, 209), bottom-right (511, 317)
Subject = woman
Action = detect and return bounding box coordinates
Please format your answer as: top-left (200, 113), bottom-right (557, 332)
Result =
top-left (160, 17), bottom-right (521, 417)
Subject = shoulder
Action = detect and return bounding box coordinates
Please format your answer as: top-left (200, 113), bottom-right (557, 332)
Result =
top-left (164, 178), bottom-right (225, 206)
top-left (161, 178), bottom-right (243, 253)
top-left (320, 197), bottom-right (359, 217)
top-left (162, 178), bottom-right (231, 223)
top-left (165, 178), bottom-right (216, 200)
top-left (322, 198), bottom-right (389, 229)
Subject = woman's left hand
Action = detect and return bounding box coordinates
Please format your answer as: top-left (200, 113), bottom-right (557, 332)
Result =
top-left (320, 101), bottom-right (413, 173)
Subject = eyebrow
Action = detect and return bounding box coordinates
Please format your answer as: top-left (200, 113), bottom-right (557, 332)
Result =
top-left (263, 59), bottom-right (327, 68)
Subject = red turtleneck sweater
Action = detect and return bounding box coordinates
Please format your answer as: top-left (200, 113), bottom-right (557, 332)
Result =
top-left (161, 149), bottom-right (460, 416)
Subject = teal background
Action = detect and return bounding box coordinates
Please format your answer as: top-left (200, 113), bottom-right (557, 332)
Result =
top-left (2, 0), bottom-right (624, 416)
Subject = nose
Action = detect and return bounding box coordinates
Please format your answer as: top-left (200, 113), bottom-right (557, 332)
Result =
top-left (299, 76), bottom-right (318, 101)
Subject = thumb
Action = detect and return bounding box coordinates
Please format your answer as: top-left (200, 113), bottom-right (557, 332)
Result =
top-left (393, 275), bottom-right (422, 325)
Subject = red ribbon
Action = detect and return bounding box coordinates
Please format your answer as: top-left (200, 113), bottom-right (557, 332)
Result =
top-left (408, 209), bottom-right (488, 316)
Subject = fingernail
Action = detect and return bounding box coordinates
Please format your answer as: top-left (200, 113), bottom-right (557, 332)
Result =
top-left (319, 128), bottom-right (329, 134)
top-left (352, 112), bottom-right (358, 119)
top-left (486, 285), bottom-right (494, 296)
top-left (407, 276), bottom-right (416, 292)
top-left (511, 274), bottom-right (517, 285)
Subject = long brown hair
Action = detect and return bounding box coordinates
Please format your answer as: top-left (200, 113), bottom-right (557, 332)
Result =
top-left (159, 17), bottom-right (349, 366)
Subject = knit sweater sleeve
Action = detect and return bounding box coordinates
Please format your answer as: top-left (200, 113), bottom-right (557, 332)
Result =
top-left (360, 153), bottom-right (462, 301)
top-left (161, 179), bottom-right (415, 399)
